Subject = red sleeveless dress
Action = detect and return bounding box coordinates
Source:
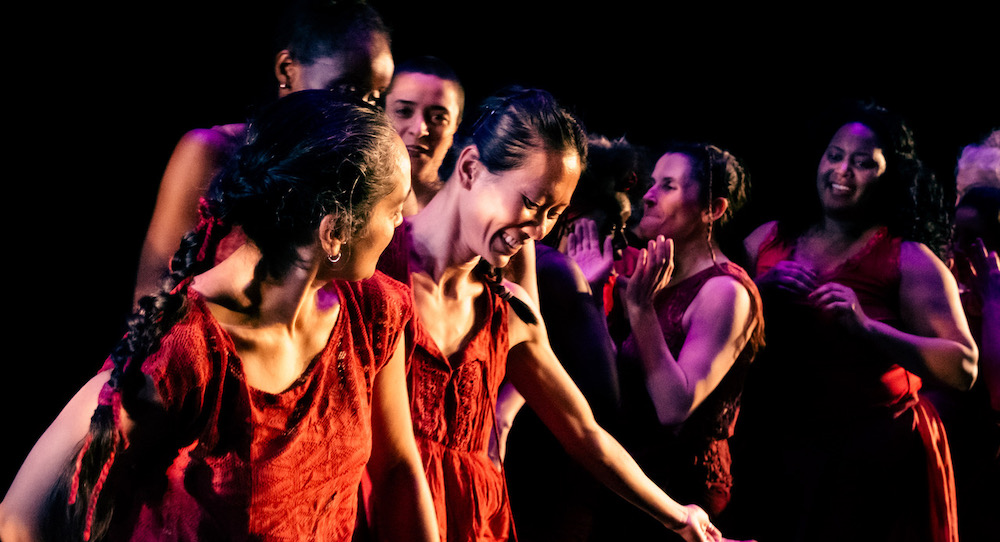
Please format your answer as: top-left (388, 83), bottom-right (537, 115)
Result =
top-left (97, 273), bottom-right (411, 541)
top-left (590, 255), bottom-right (763, 540)
top-left (378, 222), bottom-right (512, 542)
top-left (728, 224), bottom-right (958, 542)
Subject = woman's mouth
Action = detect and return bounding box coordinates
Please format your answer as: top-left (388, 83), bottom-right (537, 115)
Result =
top-left (498, 231), bottom-right (525, 254)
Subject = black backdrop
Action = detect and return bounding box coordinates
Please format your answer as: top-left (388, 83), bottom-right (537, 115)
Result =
top-left (5, 0), bottom-right (997, 491)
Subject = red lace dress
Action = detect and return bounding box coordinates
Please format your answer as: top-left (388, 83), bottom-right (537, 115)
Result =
top-left (97, 272), bottom-right (412, 542)
top-left (728, 225), bottom-right (959, 542)
top-left (378, 222), bottom-right (512, 542)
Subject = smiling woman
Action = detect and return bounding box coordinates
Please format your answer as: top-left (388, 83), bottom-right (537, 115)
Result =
top-left (726, 100), bottom-right (978, 542)
top-left (372, 87), bottom-right (741, 542)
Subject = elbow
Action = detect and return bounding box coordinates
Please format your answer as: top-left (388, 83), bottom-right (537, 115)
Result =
top-left (947, 343), bottom-right (979, 391)
top-left (0, 503), bottom-right (39, 542)
top-left (652, 401), bottom-right (691, 427)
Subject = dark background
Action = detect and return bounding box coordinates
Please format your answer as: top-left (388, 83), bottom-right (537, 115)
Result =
top-left (4, 1), bottom-right (997, 491)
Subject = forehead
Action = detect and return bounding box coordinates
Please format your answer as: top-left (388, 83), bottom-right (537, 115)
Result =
top-left (388, 73), bottom-right (460, 109)
top-left (502, 149), bottom-right (581, 201)
top-left (653, 152), bottom-right (694, 181)
top-left (382, 138), bottom-right (411, 199)
top-left (829, 122), bottom-right (881, 150)
top-left (308, 40), bottom-right (394, 89)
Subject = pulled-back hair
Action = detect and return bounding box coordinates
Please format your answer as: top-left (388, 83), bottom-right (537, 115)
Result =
top-left (439, 86), bottom-right (588, 181)
top-left (778, 100), bottom-right (951, 259)
top-left (662, 141), bottom-right (750, 227)
top-left (440, 86), bottom-right (587, 325)
top-left (275, 0), bottom-right (390, 65)
top-left (45, 89), bottom-right (400, 541)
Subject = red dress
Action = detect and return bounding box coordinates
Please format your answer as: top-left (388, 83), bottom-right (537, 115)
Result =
top-left (378, 222), bottom-right (512, 542)
top-left (726, 224), bottom-right (959, 542)
top-left (592, 256), bottom-right (763, 541)
top-left (97, 272), bottom-right (411, 542)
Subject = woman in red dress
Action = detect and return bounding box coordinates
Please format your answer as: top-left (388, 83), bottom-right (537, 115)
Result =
top-left (375, 87), bottom-right (740, 542)
top-left (726, 101), bottom-right (978, 542)
top-left (0, 91), bottom-right (438, 542)
top-left (564, 142), bottom-right (764, 541)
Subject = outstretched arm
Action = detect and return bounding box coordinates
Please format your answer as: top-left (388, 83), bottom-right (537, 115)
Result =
top-left (366, 340), bottom-right (439, 542)
top-left (0, 372), bottom-right (110, 542)
top-left (505, 305), bottom-right (735, 542)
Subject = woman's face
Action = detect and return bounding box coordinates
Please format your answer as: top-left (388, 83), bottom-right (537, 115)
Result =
top-left (385, 72), bottom-right (462, 187)
top-left (463, 148), bottom-right (581, 268)
top-left (338, 138), bottom-right (411, 280)
top-left (635, 153), bottom-right (706, 242)
top-left (816, 122), bottom-right (887, 216)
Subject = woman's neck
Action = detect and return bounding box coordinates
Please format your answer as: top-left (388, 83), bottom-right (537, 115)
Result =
top-left (669, 235), bottom-right (725, 284)
top-left (193, 243), bottom-right (332, 331)
top-left (408, 183), bottom-right (482, 289)
top-left (815, 213), bottom-right (881, 242)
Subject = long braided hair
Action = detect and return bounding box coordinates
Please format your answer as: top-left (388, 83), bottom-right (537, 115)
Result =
top-left (44, 89), bottom-right (401, 541)
top-left (439, 86), bottom-right (588, 324)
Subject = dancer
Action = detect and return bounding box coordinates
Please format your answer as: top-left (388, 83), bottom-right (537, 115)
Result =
top-left (375, 86), bottom-right (738, 542)
top-left (727, 101), bottom-right (978, 542)
top-left (0, 90), bottom-right (437, 542)
top-left (566, 142), bottom-right (763, 540)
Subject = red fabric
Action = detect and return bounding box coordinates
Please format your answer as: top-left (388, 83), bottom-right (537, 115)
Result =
top-left (378, 222), bottom-right (512, 542)
top-left (731, 223), bottom-right (958, 542)
top-left (613, 261), bottom-right (762, 522)
top-left (97, 273), bottom-right (411, 542)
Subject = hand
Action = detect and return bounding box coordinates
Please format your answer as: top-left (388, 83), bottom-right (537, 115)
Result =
top-left (754, 260), bottom-right (818, 296)
top-left (672, 504), bottom-right (754, 542)
top-left (620, 236), bottom-right (674, 313)
top-left (565, 217), bottom-right (615, 287)
top-left (968, 238), bottom-right (1000, 301)
top-left (809, 281), bottom-right (870, 335)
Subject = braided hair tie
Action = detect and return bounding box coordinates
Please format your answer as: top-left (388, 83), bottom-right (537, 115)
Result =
top-left (477, 260), bottom-right (538, 325)
top-left (194, 197), bottom-right (225, 264)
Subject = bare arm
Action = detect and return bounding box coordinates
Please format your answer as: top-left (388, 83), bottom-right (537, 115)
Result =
top-left (809, 241), bottom-right (978, 390)
top-left (0, 372), bottom-right (110, 542)
top-left (505, 303), bottom-right (726, 542)
top-left (624, 259), bottom-right (754, 425)
top-left (134, 128), bottom-right (240, 303)
top-left (366, 340), bottom-right (439, 542)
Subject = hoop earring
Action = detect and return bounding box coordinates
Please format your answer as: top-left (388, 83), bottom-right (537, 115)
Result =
top-left (328, 252), bottom-right (342, 264)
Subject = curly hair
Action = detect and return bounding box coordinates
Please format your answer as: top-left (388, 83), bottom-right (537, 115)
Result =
top-left (777, 100), bottom-right (951, 259)
top-left (44, 90), bottom-right (401, 541)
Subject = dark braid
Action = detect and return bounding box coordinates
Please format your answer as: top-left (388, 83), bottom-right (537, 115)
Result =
top-left (43, 90), bottom-right (400, 541)
top-left (44, 205), bottom-right (227, 541)
top-left (476, 260), bottom-right (538, 325)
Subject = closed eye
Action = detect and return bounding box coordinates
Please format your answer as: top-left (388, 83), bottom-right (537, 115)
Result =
top-left (522, 195), bottom-right (540, 210)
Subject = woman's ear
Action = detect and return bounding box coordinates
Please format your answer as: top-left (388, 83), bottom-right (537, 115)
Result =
top-left (274, 50), bottom-right (297, 94)
top-left (456, 145), bottom-right (481, 190)
top-left (705, 197), bottom-right (729, 223)
top-left (319, 214), bottom-right (344, 259)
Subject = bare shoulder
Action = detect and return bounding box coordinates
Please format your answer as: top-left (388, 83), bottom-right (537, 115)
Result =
top-left (689, 273), bottom-right (752, 322)
top-left (899, 241), bottom-right (951, 282)
top-left (173, 124), bottom-right (246, 159)
top-left (743, 220), bottom-right (778, 269)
